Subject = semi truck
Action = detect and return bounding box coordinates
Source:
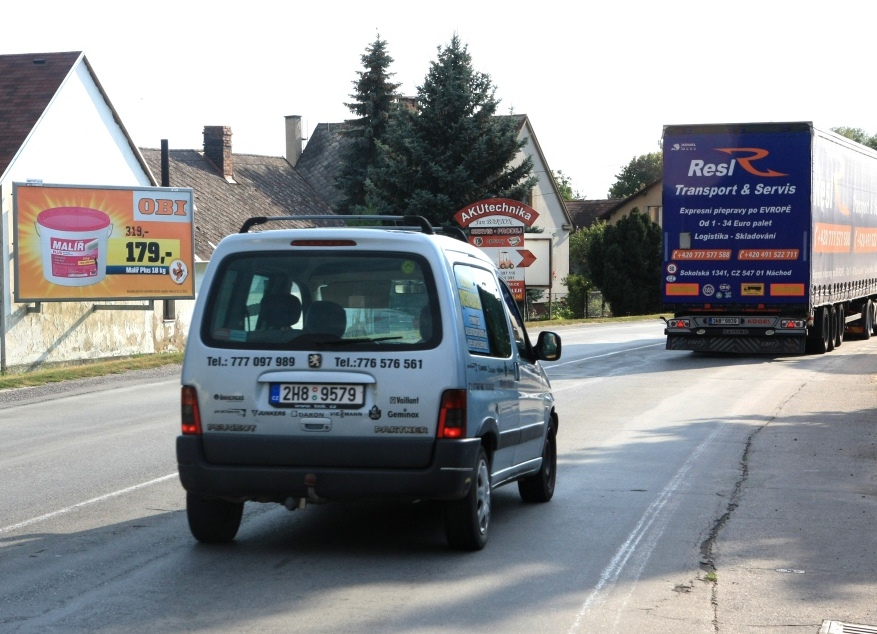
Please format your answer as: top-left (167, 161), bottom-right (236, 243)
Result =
top-left (662, 121), bottom-right (877, 354)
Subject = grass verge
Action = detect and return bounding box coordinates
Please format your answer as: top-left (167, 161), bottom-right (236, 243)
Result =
top-left (0, 352), bottom-right (184, 390)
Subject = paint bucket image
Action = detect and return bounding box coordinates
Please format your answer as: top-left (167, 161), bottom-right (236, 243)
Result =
top-left (35, 207), bottom-right (113, 286)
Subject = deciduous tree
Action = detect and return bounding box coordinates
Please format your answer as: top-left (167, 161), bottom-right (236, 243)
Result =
top-left (832, 126), bottom-right (877, 150)
top-left (608, 152), bottom-right (662, 199)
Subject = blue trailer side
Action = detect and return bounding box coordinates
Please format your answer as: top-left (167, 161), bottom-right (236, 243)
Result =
top-left (662, 121), bottom-right (877, 354)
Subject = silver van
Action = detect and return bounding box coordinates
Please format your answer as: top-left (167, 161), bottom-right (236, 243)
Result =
top-left (177, 215), bottom-right (561, 550)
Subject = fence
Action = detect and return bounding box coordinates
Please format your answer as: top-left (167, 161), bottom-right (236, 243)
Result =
top-left (525, 290), bottom-right (610, 321)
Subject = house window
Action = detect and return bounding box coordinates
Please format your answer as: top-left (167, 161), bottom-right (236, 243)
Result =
top-left (647, 206), bottom-right (663, 226)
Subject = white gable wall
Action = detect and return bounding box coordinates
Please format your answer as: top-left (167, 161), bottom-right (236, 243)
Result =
top-left (0, 59), bottom-right (186, 372)
top-left (515, 121), bottom-right (571, 309)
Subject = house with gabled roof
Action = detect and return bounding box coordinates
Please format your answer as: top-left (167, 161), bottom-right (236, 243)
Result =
top-left (293, 113), bottom-right (574, 311)
top-left (596, 179), bottom-right (663, 226)
top-left (0, 51), bottom-right (190, 371)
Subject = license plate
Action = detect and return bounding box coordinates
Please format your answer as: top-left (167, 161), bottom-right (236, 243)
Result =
top-left (270, 383), bottom-right (364, 408)
top-left (708, 317), bottom-right (740, 325)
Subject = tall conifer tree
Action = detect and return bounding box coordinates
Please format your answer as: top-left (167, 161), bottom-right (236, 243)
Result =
top-left (367, 34), bottom-right (536, 226)
top-left (335, 36), bottom-right (400, 215)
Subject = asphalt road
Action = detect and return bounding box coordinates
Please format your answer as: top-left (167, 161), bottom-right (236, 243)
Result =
top-left (1, 321), bottom-right (874, 633)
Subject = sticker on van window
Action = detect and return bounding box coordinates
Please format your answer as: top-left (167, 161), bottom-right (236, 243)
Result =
top-left (455, 270), bottom-right (490, 353)
top-left (401, 260), bottom-right (416, 274)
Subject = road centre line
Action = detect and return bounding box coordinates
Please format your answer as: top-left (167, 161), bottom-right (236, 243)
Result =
top-left (545, 342), bottom-right (664, 369)
top-left (566, 425), bottom-right (722, 632)
top-left (0, 473), bottom-right (178, 535)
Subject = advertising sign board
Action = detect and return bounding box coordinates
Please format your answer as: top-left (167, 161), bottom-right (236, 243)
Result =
top-left (453, 198), bottom-right (540, 301)
top-left (13, 183), bottom-right (195, 301)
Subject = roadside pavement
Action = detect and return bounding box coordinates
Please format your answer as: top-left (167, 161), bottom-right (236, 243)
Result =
top-left (714, 352), bottom-right (877, 633)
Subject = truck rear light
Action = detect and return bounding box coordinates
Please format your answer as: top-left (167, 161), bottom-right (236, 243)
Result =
top-left (437, 389), bottom-right (466, 439)
top-left (668, 319), bottom-right (690, 328)
top-left (181, 386), bottom-right (202, 435)
top-left (780, 319), bottom-right (805, 328)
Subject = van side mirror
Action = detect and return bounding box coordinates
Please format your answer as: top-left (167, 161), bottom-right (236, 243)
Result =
top-left (535, 331), bottom-right (561, 361)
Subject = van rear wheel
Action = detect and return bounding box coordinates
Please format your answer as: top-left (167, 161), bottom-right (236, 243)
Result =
top-left (186, 492), bottom-right (244, 543)
top-left (443, 447), bottom-right (491, 551)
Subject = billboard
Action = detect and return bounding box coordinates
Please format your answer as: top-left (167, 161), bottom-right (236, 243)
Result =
top-left (13, 183), bottom-right (195, 302)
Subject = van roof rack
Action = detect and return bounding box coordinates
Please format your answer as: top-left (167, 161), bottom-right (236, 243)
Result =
top-left (239, 215), bottom-right (468, 242)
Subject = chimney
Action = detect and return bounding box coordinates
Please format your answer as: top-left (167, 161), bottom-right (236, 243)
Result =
top-left (285, 115), bottom-right (303, 167)
top-left (203, 126), bottom-right (234, 181)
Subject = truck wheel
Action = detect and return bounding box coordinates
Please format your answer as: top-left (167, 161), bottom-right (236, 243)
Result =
top-left (518, 423), bottom-right (557, 503)
top-left (827, 307), bottom-right (836, 352)
top-left (863, 300), bottom-right (873, 340)
top-left (443, 446), bottom-right (491, 550)
top-left (186, 492), bottom-right (244, 543)
top-left (809, 306), bottom-right (830, 354)
top-left (834, 304), bottom-right (845, 348)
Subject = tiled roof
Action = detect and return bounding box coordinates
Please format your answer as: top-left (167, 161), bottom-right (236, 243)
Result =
top-left (140, 148), bottom-right (333, 261)
top-left (567, 199), bottom-right (619, 229)
top-left (294, 122), bottom-right (354, 210)
top-left (0, 51), bottom-right (81, 177)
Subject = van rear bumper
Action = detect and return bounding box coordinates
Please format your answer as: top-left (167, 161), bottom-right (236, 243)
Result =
top-left (177, 435), bottom-right (482, 502)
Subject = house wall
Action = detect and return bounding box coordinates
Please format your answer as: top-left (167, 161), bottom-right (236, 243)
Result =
top-left (604, 184), bottom-right (663, 226)
top-left (0, 61), bottom-right (187, 372)
top-left (516, 124), bottom-right (571, 306)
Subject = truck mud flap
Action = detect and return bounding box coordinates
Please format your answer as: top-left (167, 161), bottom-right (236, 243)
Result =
top-left (667, 334), bottom-right (805, 354)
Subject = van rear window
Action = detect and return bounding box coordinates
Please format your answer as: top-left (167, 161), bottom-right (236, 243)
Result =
top-left (201, 251), bottom-right (440, 351)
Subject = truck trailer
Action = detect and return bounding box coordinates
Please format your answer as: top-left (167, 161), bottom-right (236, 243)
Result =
top-left (662, 121), bottom-right (877, 354)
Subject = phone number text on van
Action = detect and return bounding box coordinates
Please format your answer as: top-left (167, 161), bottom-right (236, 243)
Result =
top-left (334, 358), bottom-right (424, 369)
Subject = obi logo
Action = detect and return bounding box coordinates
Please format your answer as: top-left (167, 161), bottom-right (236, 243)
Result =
top-left (134, 191), bottom-right (192, 223)
top-left (688, 148), bottom-right (788, 178)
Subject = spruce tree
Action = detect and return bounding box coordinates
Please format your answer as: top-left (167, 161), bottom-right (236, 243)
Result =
top-left (586, 210), bottom-right (662, 316)
top-left (335, 36), bottom-right (400, 215)
top-left (367, 34), bottom-right (536, 226)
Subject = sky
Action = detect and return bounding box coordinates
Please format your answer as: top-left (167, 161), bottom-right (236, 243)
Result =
top-left (3, 0), bottom-right (877, 200)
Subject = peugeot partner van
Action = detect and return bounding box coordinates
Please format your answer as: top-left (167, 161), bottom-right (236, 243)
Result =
top-left (177, 215), bottom-right (561, 550)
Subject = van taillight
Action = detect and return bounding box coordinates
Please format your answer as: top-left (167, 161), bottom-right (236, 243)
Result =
top-left (181, 386), bottom-right (202, 435)
top-left (437, 389), bottom-right (466, 439)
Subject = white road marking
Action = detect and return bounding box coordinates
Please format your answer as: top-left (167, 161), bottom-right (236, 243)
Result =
top-left (566, 425), bottom-right (722, 633)
top-left (544, 342), bottom-right (664, 369)
top-left (0, 473), bottom-right (178, 535)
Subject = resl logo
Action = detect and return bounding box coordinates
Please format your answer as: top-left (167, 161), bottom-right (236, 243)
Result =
top-left (688, 148), bottom-right (788, 178)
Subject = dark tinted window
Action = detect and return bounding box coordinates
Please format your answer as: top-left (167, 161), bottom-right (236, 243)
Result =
top-left (202, 251), bottom-right (439, 351)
